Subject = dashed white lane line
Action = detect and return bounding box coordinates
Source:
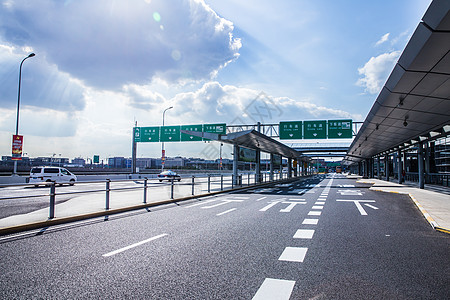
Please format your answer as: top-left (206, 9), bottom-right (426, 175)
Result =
top-left (252, 278), bottom-right (295, 300)
top-left (312, 205), bottom-right (324, 210)
top-left (302, 218), bottom-right (319, 225)
top-left (315, 201), bottom-right (325, 205)
top-left (279, 247), bottom-right (308, 262)
top-left (102, 234), bottom-right (168, 257)
top-left (308, 211), bottom-right (322, 216)
top-left (256, 196), bottom-right (267, 201)
top-left (216, 208), bottom-right (237, 216)
top-left (293, 229), bottom-right (315, 239)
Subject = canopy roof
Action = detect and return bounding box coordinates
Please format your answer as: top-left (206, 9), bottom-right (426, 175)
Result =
top-left (344, 0), bottom-right (450, 164)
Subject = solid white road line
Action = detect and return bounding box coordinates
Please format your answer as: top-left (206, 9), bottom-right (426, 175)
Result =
top-left (302, 218), bottom-right (319, 225)
top-left (216, 208), bottom-right (237, 216)
top-left (293, 229), bottom-right (315, 239)
top-left (102, 234), bottom-right (168, 257)
top-left (252, 278), bottom-right (295, 300)
top-left (279, 247), bottom-right (308, 262)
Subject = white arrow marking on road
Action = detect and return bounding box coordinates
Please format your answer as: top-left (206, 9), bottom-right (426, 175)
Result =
top-left (336, 199), bottom-right (376, 215)
top-left (260, 201), bottom-right (281, 212)
top-left (280, 201), bottom-right (306, 212)
top-left (364, 203), bottom-right (379, 210)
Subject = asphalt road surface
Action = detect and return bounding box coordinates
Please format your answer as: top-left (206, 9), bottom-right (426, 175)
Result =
top-left (0, 174), bottom-right (449, 299)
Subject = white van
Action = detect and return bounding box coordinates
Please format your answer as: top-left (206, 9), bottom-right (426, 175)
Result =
top-left (29, 166), bottom-right (77, 187)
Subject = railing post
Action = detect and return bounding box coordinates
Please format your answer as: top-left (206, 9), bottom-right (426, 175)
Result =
top-left (49, 181), bottom-right (56, 219)
top-left (207, 175), bottom-right (211, 193)
top-left (221, 175), bottom-right (223, 191)
top-left (192, 176), bottom-right (195, 195)
top-left (231, 175), bottom-right (234, 189)
top-left (248, 173), bottom-right (250, 186)
top-left (106, 179), bottom-right (110, 210)
top-left (170, 179), bottom-right (174, 199)
top-left (143, 178), bottom-right (148, 204)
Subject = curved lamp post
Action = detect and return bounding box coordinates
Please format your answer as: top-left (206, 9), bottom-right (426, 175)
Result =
top-left (13, 53), bottom-right (35, 175)
top-left (161, 106), bottom-right (173, 171)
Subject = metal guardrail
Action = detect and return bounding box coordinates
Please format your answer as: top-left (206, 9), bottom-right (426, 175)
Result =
top-left (0, 172), bottom-right (293, 221)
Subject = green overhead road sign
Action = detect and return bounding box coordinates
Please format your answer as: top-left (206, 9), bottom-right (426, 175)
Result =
top-left (279, 121), bottom-right (302, 139)
top-left (328, 119), bottom-right (353, 138)
top-left (160, 126), bottom-right (181, 142)
top-left (304, 120), bottom-right (327, 139)
top-left (135, 126), bottom-right (160, 142)
top-left (203, 123), bottom-right (226, 134)
top-left (181, 124), bottom-right (203, 141)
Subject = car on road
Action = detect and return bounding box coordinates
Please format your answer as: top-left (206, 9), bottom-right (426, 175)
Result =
top-left (29, 166), bottom-right (77, 187)
top-left (157, 170), bottom-right (181, 182)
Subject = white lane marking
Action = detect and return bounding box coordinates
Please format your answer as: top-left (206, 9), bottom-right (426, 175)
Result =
top-left (365, 204), bottom-right (379, 210)
top-left (279, 247), bottom-right (308, 262)
top-left (186, 199), bottom-right (217, 208)
top-left (256, 196), bottom-right (267, 202)
top-left (287, 198), bottom-right (306, 201)
top-left (280, 201), bottom-right (306, 212)
top-left (312, 205), bottom-right (324, 210)
top-left (103, 234), bottom-right (168, 257)
top-left (315, 202), bottom-right (325, 205)
top-left (336, 199), bottom-right (376, 215)
top-left (217, 208), bottom-right (237, 216)
top-left (201, 200), bottom-right (244, 209)
top-left (302, 218), bottom-right (319, 225)
top-left (252, 278), bottom-right (295, 300)
top-left (293, 229), bottom-right (315, 239)
top-left (231, 196), bottom-right (249, 199)
top-left (260, 201), bottom-right (280, 212)
top-left (308, 211), bottom-right (321, 216)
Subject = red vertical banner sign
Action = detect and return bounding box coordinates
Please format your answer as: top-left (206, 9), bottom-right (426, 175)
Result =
top-left (162, 149), bottom-right (166, 166)
top-left (12, 135), bottom-right (23, 160)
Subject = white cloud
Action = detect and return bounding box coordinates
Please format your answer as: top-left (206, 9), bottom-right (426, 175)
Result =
top-left (356, 51), bottom-right (401, 94)
top-left (375, 33), bottom-right (390, 46)
top-left (0, 0), bottom-right (241, 90)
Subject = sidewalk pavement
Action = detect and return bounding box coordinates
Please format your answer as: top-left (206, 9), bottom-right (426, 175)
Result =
top-left (354, 177), bottom-right (450, 234)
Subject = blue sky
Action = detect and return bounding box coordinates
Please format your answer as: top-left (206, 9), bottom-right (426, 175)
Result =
top-left (0, 0), bottom-right (432, 161)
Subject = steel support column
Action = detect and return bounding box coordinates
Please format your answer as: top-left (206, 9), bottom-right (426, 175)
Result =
top-left (418, 142), bottom-right (424, 189)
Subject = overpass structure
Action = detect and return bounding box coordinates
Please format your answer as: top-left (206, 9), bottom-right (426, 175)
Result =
top-left (343, 0), bottom-right (450, 188)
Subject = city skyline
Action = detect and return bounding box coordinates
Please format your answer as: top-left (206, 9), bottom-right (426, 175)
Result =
top-left (0, 0), bottom-right (432, 160)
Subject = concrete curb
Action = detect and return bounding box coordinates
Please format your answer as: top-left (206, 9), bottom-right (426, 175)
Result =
top-left (357, 179), bottom-right (449, 235)
top-left (0, 177), bottom-right (301, 236)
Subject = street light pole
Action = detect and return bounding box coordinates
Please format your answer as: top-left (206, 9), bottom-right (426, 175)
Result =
top-left (161, 106), bottom-right (173, 171)
top-left (13, 53), bottom-right (35, 175)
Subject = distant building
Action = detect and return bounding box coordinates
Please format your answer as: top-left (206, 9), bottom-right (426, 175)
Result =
top-left (72, 157), bottom-right (86, 167)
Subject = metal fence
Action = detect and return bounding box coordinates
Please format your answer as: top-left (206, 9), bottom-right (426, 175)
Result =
top-left (0, 172), bottom-right (293, 222)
